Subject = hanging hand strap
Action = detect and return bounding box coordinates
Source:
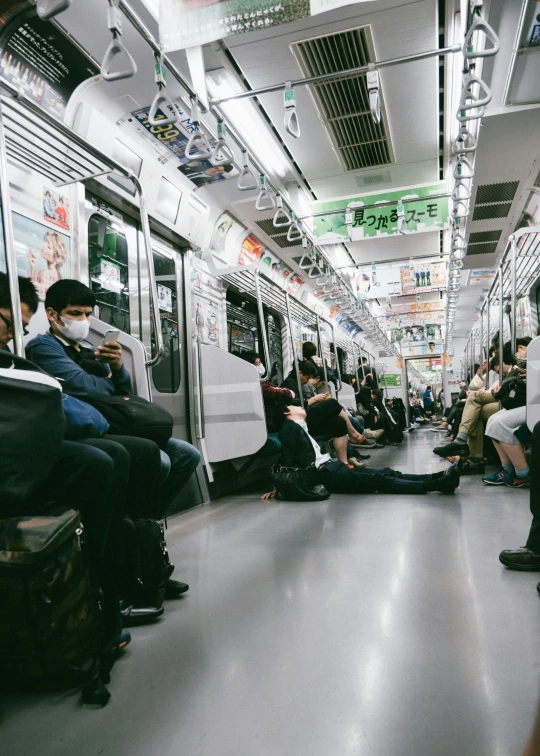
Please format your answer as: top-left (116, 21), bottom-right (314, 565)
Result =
top-left (148, 53), bottom-right (177, 127)
top-left (366, 64), bottom-right (381, 124)
top-left (273, 193), bottom-right (291, 227)
top-left (101, 0), bottom-right (137, 82)
top-left (185, 99), bottom-right (212, 160)
top-left (237, 151), bottom-right (258, 191)
top-left (463, 16), bottom-right (500, 59)
top-left (255, 174), bottom-right (275, 211)
top-left (36, 0), bottom-right (72, 20)
top-left (210, 121), bottom-right (235, 166)
top-left (283, 81), bottom-right (301, 138)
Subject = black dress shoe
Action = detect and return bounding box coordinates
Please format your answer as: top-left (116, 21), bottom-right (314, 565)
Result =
top-left (460, 458), bottom-right (485, 475)
top-left (499, 548), bottom-right (540, 571)
top-left (433, 441), bottom-right (469, 458)
top-left (165, 578), bottom-right (189, 599)
top-left (120, 602), bottom-right (164, 626)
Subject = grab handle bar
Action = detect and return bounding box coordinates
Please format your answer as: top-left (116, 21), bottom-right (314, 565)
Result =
top-left (452, 181), bottom-right (472, 201)
top-left (193, 336), bottom-right (205, 439)
top-left (453, 127), bottom-right (478, 155)
top-left (210, 121), bottom-right (234, 166)
top-left (366, 64), bottom-right (381, 124)
top-left (307, 258), bottom-right (323, 278)
top-left (452, 199), bottom-right (469, 219)
top-left (185, 99), bottom-right (212, 160)
top-left (254, 269), bottom-right (271, 382)
top-left (298, 238), bottom-right (315, 270)
top-left (459, 74), bottom-right (492, 110)
top-left (453, 155), bottom-right (474, 180)
top-left (287, 213), bottom-right (303, 242)
top-left (237, 151), bottom-right (258, 191)
top-left (283, 82), bottom-right (301, 138)
top-left (255, 174), bottom-right (275, 211)
top-left (147, 54), bottom-right (177, 127)
top-left (332, 324), bottom-right (343, 392)
top-left (101, 0), bottom-right (137, 83)
top-left (463, 16), bottom-right (500, 59)
top-left (36, 0), bottom-right (71, 19)
top-left (273, 194), bottom-right (291, 227)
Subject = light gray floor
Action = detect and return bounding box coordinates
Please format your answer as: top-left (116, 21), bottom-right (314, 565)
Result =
top-left (2, 428), bottom-right (539, 756)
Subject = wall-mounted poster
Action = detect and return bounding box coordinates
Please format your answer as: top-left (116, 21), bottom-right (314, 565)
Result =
top-left (157, 283), bottom-right (173, 313)
top-left (381, 373), bottom-right (402, 387)
top-left (108, 139), bottom-right (143, 197)
top-left (400, 261), bottom-right (447, 295)
top-left (0, 15), bottom-right (99, 118)
top-left (0, 212), bottom-right (71, 301)
top-left (193, 293), bottom-right (219, 346)
top-left (238, 234), bottom-right (264, 265)
top-left (43, 186), bottom-right (70, 231)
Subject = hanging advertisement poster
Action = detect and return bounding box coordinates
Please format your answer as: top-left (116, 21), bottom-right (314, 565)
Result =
top-left (517, 296), bottom-right (532, 338)
top-left (353, 266), bottom-right (402, 300)
top-left (43, 186), bottom-right (70, 231)
top-left (313, 182), bottom-right (448, 244)
top-left (381, 373), bottom-right (402, 388)
top-left (400, 261), bottom-right (447, 295)
top-left (238, 234), bottom-right (264, 265)
top-left (469, 269), bottom-right (496, 286)
top-left (0, 15), bottom-right (98, 118)
top-left (160, 0), bottom-right (377, 52)
top-left (129, 106), bottom-right (237, 187)
top-left (193, 293), bottom-right (220, 346)
top-left (210, 213), bottom-right (237, 255)
top-left (0, 212), bottom-right (71, 301)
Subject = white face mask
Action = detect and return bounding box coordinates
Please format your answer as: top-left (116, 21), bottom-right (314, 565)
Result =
top-left (257, 362), bottom-right (266, 377)
top-left (55, 314), bottom-right (90, 344)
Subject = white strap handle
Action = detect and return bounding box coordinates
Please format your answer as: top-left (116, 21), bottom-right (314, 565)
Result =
top-left (287, 213), bottom-right (303, 242)
top-left (283, 82), bottom-right (301, 138)
top-left (255, 175), bottom-right (275, 211)
top-left (453, 155), bottom-right (474, 180)
top-left (452, 199), bottom-right (469, 219)
top-left (453, 127), bottom-right (478, 154)
top-left (452, 181), bottom-right (472, 201)
top-left (366, 64), bottom-right (381, 124)
top-left (147, 55), bottom-right (177, 127)
top-left (237, 152), bottom-right (258, 191)
top-left (210, 122), bottom-right (234, 166)
top-left (101, 38), bottom-right (138, 82)
top-left (463, 16), bottom-right (500, 59)
top-left (459, 74), bottom-right (492, 110)
top-left (273, 194), bottom-right (291, 227)
top-left (185, 100), bottom-right (212, 160)
top-left (36, 0), bottom-right (72, 19)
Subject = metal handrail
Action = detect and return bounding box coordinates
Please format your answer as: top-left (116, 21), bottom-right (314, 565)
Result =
top-left (0, 99), bottom-right (24, 356)
top-left (130, 174), bottom-right (165, 368)
top-left (285, 292), bottom-right (303, 402)
top-left (331, 325), bottom-right (343, 392)
top-left (193, 335), bottom-right (205, 439)
top-left (254, 269), bottom-right (272, 382)
top-left (316, 314), bottom-right (329, 388)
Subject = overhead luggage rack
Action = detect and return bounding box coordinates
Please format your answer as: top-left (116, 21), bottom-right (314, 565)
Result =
top-left (0, 76), bottom-right (164, 367)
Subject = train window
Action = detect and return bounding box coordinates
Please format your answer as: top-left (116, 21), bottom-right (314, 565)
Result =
top-left (150, 250), bottom-right (180, 393)
top-left (88, 214), bottom-right (130, 333)
top-left (266, 313), bottom-right (283, 384)
top-left (226, 289), bottom-right (259, 356)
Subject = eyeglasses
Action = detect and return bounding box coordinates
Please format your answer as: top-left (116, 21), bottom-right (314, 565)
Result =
top-left (0, 312), bottom-right (29, 337)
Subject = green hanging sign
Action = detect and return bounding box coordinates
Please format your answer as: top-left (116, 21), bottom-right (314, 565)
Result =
top-left (313, 181), bottom-right (449, 244)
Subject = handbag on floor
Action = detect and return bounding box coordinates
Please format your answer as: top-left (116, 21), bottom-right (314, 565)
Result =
top-left (272, 464), bottom-right (330, 501)
top-left (123, 517), bottom-right (174, 607)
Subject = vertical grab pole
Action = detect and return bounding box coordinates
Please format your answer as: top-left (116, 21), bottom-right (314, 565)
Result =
top-left (486, 296), bottom-right (490, 372)
top-left (316, 314), bottom-right (329, 387)
top-left (131, 174), bottom-right (164, 368)
top-left (354, 341), bottom-right (362, 388)
top-left (0, 100), bottom-right (24, 356)
top-left (254, 269), bottom-right (271, 381)
top-left (511, 235), bottom-right (517, 357)
top-left (499, 266), bottom-right (504, 381)
top-left (331, 324), bottom-right (343, 391)
top-left (285, 292), bottom-right (303, 401)
top-left (479, 308), bottom-right (484, 382)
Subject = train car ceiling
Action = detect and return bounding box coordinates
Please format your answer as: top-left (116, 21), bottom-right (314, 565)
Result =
top-left (1, 0), bottom-right (539, 368)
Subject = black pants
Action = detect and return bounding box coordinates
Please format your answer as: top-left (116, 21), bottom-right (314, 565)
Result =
top-left (526, 422), bottom-right (540, 552)
top-left (318, 460), bottom-right (434, 494)
top-left (40, 440), bottom-right (121, 635)
top-left (307, 398), bottom-right (347, 438)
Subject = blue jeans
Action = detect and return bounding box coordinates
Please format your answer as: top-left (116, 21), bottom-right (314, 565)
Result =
top-left (348, 414), bottom-right (365, 434)
top-left (159, 438), bottom-right (201, 516)
top-left (318, 460), bottom-right (432, 494)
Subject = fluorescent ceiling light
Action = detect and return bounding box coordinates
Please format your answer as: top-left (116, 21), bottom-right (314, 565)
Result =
top-left (207, 69), bottom-right (290, 179)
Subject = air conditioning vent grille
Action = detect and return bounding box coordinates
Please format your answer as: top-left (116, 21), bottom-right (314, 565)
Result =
top-left (468, 242), bottom-right (499, 255)
top-left (472, 203), bottom-right (512, 221)
top-left (292, 27), bottom-right (393, 172)
top-left (476, 181), bottom-right (519, 205)
top-left (255, 219), bottom-right (303, 248)
top-left (468, 230), bottom-right (502, 244)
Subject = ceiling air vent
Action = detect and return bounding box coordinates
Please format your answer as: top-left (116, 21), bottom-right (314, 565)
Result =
top-left (468, 242), bottom-right (499, 255)
top-left (255, 219), bottom-right (303, 249)
top-left (292, 27), bottom-right (393, 172)
top-left (356, 171), bottom-right (392, 187)
top-left (471, 182), bottom-right (519, 222)
top-left (468, 230), bottom-right (502, 244)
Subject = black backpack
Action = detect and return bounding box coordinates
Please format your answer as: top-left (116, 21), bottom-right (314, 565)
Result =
top-left (0, 351), bottom-right (66, 510)
top-left (88, 394), bottom-right (173, 450)
top-left (0, 509), bottom-right (113, 704)
top-left (123, 518), bottom-right (174, 607)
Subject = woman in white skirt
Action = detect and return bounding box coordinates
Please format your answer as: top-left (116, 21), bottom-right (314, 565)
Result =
top-left (482, 405), bottom-right (529, 488)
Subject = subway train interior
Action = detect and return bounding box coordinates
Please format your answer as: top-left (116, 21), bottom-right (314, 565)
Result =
top-left (1, 0), bottom-right (540, 752)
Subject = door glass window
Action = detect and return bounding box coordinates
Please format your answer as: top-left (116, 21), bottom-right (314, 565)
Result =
top-left (151, 250), bottom-right (180, 393)
top-left (88, 214), bottom-right (130, 332)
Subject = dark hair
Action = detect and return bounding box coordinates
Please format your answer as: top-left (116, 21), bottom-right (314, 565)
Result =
top-left (426, 385), bottom-right (431, 391)
top-left (312, 367), bottom-right (325, 383)
top-left (302, 341), bottom-right (317, 359)
top-left (473, 364), bottom-right (480, 373)
top-left (515, 336), bottom-right (532, 348)
top-left (490, 349), bottom-right (517, 371)
top-left (342, 373), bottom-right (356, 386)
top-left (237, 350), bottom-right (261, 365)
top-left (297, 359), bottom-right (317, 378)
top-left (0, 272), bottom-right (39, 314)
top-left (428, 341), bottom-right (435, 347)
top-left (45, 279), bottom-right (95, 313)
top-left (362, 356), bottom-right (368, 363)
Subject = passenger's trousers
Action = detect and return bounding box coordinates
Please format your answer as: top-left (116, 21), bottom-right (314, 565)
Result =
top-left (467, 402), bottom-right (500, 458)
top-left (318, 460), bottom-right (434, 495)
top-left (525, 422), bottom-right (540, 553)
top-left (307, 398), bottom-right (347, 438)
top-left (459, 390), bottom-right (498, 437)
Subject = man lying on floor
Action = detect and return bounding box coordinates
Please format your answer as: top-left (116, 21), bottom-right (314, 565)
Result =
top-left (261, 403), bottom-right (460, 499)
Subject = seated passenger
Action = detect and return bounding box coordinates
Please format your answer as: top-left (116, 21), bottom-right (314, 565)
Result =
top-left (26, 279), bottom-right (200, 599)
top-left (237, 350), bottom-right (295, 435)
top-left (0, 273), bottom-right (129, 648)
top-left (432, 340), bottom-right (530, 471)
top-left (261, 403), bottom-right (460, 499)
